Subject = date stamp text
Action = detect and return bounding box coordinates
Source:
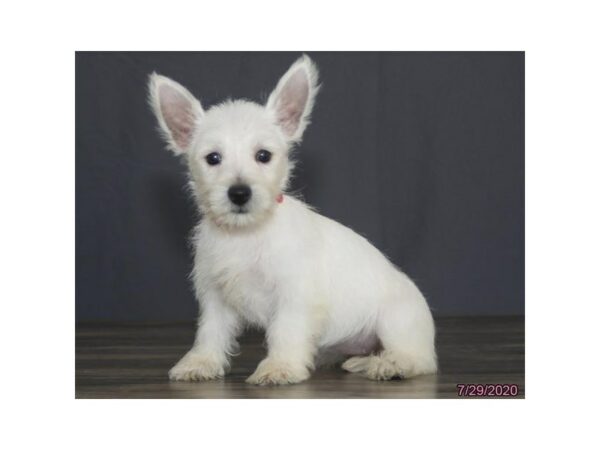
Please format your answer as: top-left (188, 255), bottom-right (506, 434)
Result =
top-left (456, 384), bottom-right (519, 397)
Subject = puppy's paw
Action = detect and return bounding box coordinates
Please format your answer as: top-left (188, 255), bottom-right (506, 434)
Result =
top-left (343, 349), bottom-right (438, 380)
top-left (364, 356), bottom-right (406, 380)
top-left (168, 351), bottom-right (226, 382)
top-left (342, 354), bottom-right (406, 380)
top-left (342, 355), bottom-right (374, 373)
top-left (246, 358), bottom-right (310, 385)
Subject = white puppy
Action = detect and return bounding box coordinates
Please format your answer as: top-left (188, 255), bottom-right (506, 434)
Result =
top-left (148, 55), bottom-right (437, 385)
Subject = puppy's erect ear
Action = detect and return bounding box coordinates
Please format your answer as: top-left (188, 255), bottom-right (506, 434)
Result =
top-left (267, 54), bottom-right (319, 143)
top-left (148, 73), bottom-right (204, 154)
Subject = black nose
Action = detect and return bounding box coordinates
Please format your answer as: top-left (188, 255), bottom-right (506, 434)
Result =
top-left (228, 184), bottom-right (252, 206)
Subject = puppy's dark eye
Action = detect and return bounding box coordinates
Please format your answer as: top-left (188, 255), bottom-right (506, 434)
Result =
top-left (205, 152), bottom-right (222, 166)
top-left (256, 149), bottom-right (272, 164)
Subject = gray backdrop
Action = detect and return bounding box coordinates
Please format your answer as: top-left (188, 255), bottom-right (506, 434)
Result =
top-left (76, 52), bottom-right (524, 321)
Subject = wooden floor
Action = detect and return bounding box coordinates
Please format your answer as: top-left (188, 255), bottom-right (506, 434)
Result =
top-left (76, 316), bottom-right (524, 399)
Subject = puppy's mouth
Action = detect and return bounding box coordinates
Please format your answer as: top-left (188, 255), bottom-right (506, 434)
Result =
top-left (231, 206), bottom-right (249, 214)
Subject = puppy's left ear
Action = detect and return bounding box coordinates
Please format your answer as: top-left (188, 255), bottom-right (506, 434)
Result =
top-left (267, 54), bottom-right (319, 143)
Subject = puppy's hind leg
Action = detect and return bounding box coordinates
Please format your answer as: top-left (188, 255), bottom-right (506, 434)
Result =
top-left (342, 276), bottom-right (437, 380)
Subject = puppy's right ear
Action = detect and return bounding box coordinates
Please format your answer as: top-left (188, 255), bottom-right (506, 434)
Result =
top-left (148, 73), bottom-right (204, 154)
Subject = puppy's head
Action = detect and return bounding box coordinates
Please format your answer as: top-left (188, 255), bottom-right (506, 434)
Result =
top-left (148, 55), bottom-right (319, 229)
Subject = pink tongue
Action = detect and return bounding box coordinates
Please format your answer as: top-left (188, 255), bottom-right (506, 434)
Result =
top-left (276, 193), bottom-right (284, 204)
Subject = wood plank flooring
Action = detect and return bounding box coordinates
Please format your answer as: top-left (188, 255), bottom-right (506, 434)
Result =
top-left (76, 316), bottom-right (524, 399)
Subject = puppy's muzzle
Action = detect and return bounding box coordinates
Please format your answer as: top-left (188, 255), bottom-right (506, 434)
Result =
top-left (228, 184), bottom-right (252, 206)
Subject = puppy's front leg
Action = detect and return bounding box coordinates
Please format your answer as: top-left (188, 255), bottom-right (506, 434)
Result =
top-left (247, 302), bottom-right (316, 385)
top-left (169, 290), bottom-right (240, 382)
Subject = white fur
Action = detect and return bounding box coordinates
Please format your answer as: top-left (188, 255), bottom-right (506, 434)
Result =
top-left (148, 55), bottom-right (437, 385)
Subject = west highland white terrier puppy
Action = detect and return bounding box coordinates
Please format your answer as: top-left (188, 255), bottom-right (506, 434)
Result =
top-left (148, 55), bottom-right (437, 385)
